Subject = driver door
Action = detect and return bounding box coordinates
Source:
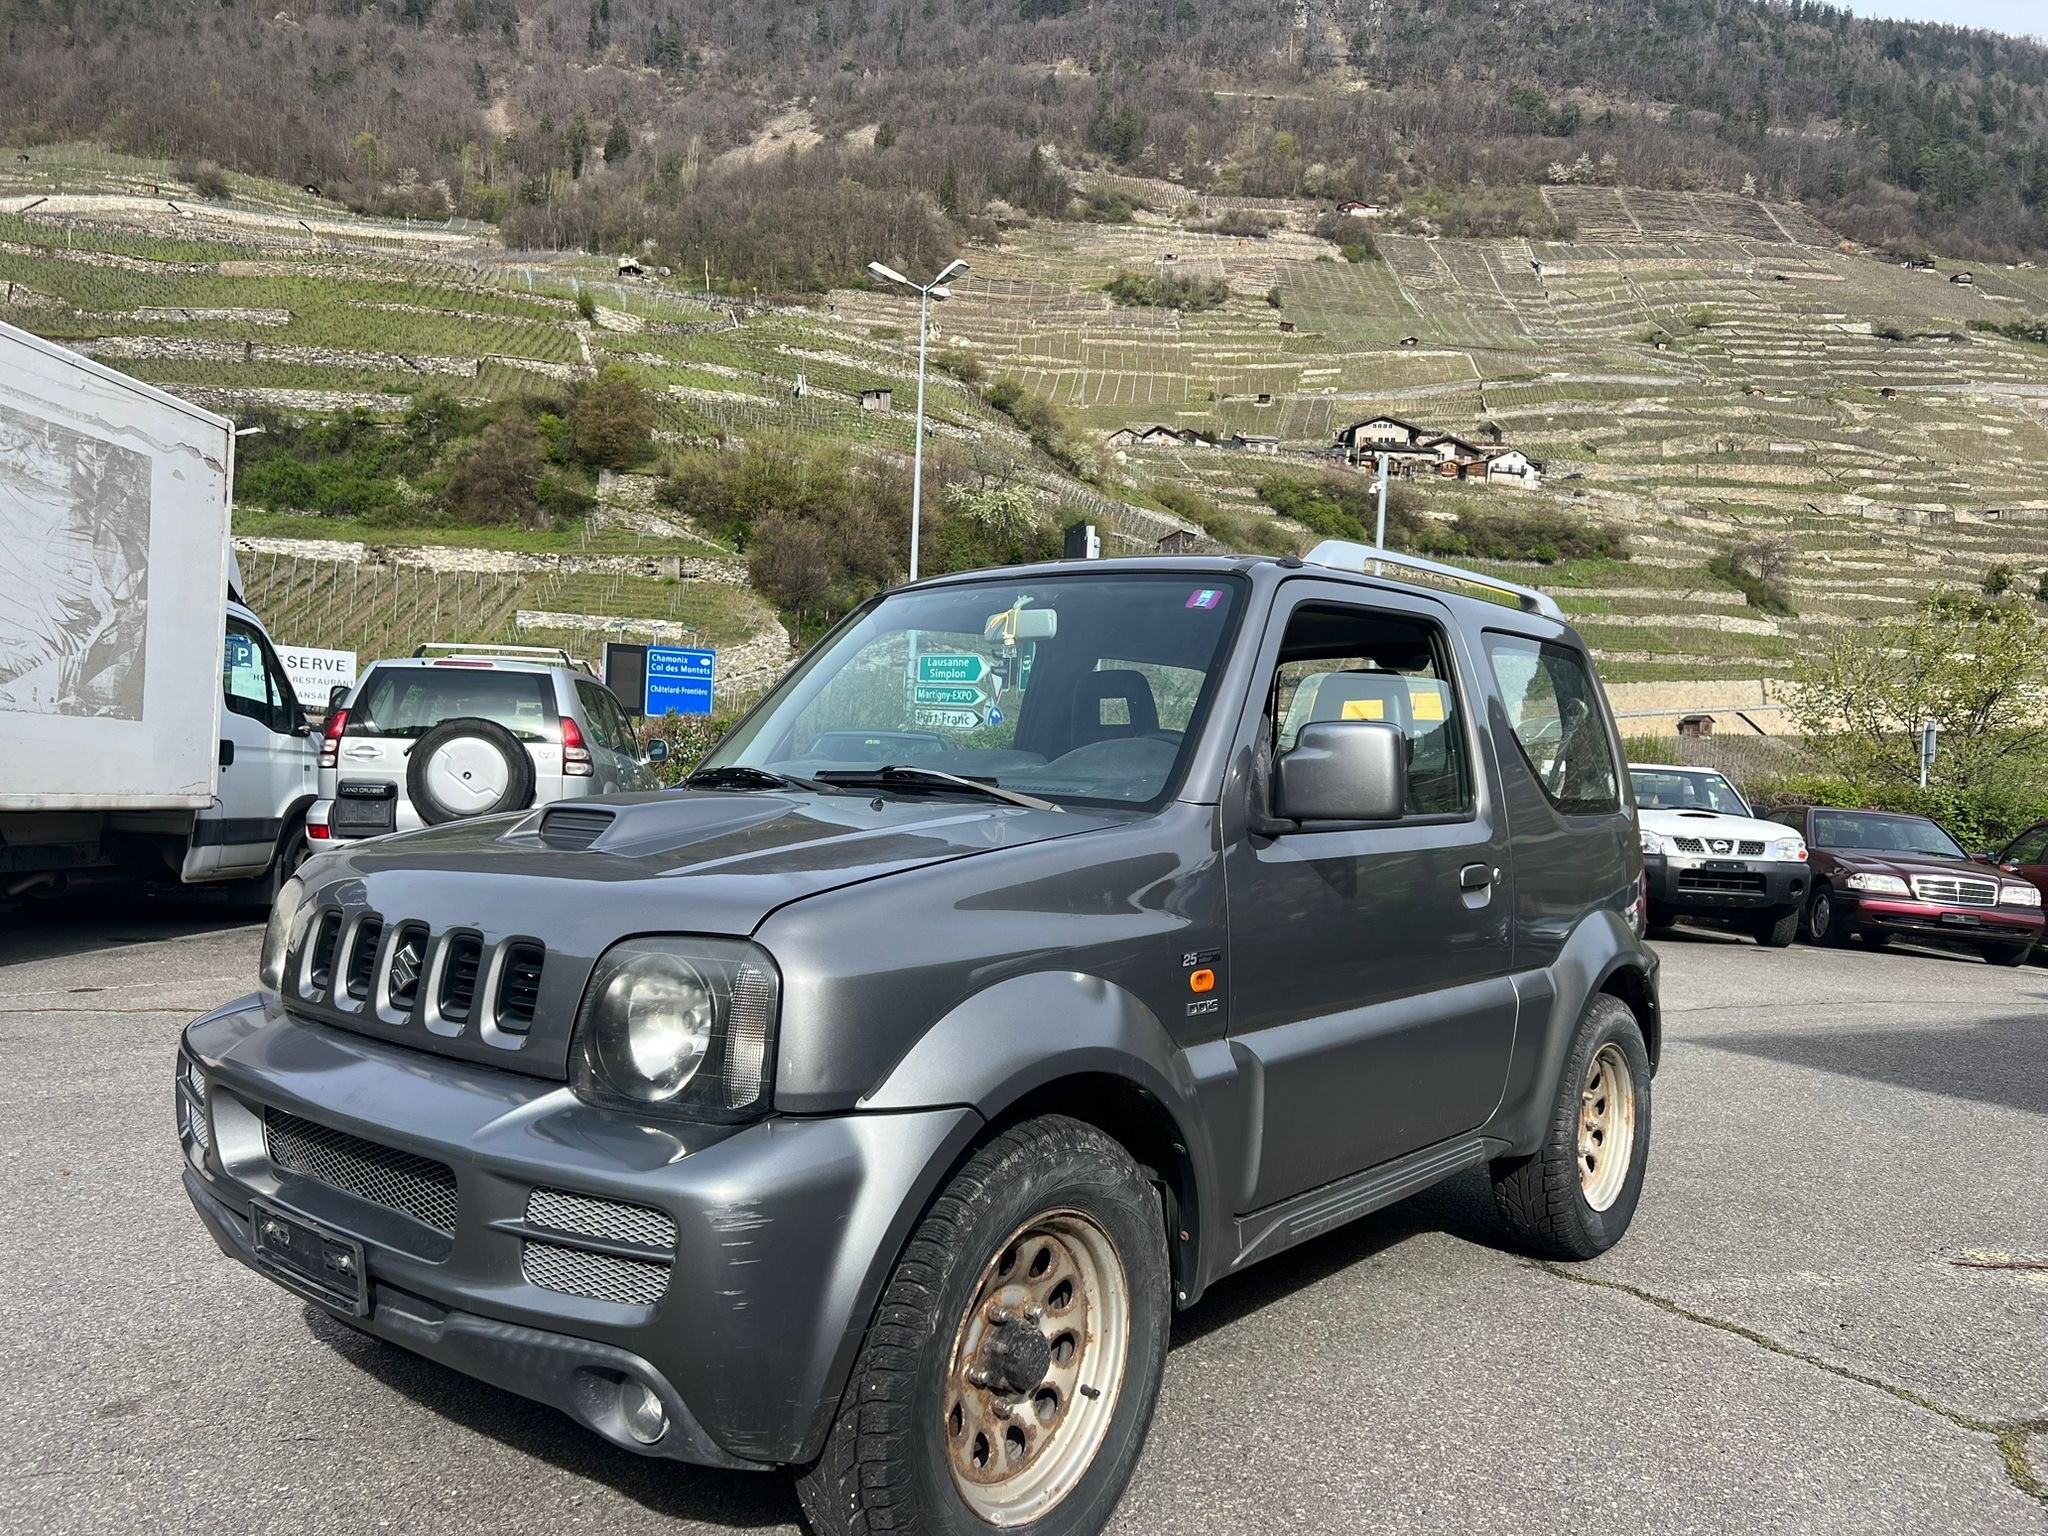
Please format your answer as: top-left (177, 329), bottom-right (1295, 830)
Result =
top-left (1222, 584), bottom-right (1518, 1212)
top-left (209, 615), bottom-right (313, 873)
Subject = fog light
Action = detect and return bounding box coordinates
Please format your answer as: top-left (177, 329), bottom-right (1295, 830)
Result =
top-left (620, 1379), bottom-right (668, 1444)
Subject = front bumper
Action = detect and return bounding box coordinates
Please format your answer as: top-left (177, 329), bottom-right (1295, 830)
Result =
top-left (1839, 895), bottom-right (2044, 948)
top-left (1645, 854), bottom-right (1807, 914)
top-left (177, 995), bottom-right (981, 1468)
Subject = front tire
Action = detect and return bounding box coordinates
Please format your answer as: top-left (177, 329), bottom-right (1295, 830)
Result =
top-left (1985, 941), bottom-right (2034, 967)
top-left (1491, 994), bottom-right (1651, 1261)
top-left (1805, 884), bottom-right (1852, 947)
top-left (1753, 905), bottom-right (1800, 948)
top-left (797, 1116), bottom-right (1171, 1536)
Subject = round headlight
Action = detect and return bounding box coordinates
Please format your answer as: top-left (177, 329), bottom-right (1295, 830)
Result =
top-left (259, 875), bottom-right (307, 992)
top-left (590, 952), bottom-right (714, 1101)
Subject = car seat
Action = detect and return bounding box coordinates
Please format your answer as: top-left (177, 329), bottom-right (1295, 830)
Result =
top-left (1070, 670), bottom-right (1159, 748)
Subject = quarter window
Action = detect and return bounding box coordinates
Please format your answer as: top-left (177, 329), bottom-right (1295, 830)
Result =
top-left (1484, 635), bottom-right (1619, 815)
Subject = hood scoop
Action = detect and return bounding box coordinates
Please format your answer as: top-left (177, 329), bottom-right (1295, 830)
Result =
top-left (536, 805), bottom-right (616, 851)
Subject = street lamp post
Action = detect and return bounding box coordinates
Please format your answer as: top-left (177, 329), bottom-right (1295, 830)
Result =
top-left (867, 257), bottom-right (968, 581)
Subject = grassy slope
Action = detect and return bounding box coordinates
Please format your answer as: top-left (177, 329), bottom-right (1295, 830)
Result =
top-left (8, 149), bottom-right (2048, 683)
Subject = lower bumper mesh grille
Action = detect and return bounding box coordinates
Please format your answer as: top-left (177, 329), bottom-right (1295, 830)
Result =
top-left (522, 1239), bottom-right (670, 1306)
top-left (263, 1109), bottom-right (458, 1234)
top-left (527, 1188), bottom-right (677, 1248)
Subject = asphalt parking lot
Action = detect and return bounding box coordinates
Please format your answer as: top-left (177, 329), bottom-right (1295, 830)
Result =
top-left (1, 902), bottom-right (2043, 1535)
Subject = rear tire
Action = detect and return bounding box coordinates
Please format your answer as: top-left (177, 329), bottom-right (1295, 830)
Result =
top-left (796, 1116), bottom-right (1171, 1536)
top-left (406, 717), bottom-right (536, 826)
top-left (1805, 884), bottom-right (1852, 947)
top-left (1491, 994), bottom-right (1651, 1261)
top-left (1753, 905), bottom-right (1799, 949)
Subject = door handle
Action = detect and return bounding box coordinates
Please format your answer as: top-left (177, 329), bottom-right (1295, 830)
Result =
top-left (1459, 863), bottom-right (1495, 891)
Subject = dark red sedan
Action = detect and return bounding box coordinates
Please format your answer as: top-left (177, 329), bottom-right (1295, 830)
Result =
top-left (1766, 805), bottom-right (2045, 966)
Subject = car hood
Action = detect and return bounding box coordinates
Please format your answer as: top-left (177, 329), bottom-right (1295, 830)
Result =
top-left (278, 788), bottom-right (1118, 1079)
top-left (1638, 807), bottom-right (1789, 847)
top-left (1818, 850), bottom-right (1990, 880)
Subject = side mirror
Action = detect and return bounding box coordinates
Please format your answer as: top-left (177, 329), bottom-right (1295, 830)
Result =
top-left (1273, 721), bottom-right (1407, 825)
top-left (328, 684), bottom-right (351, 711)
top-left (645, 739), bottom-right (670, 764)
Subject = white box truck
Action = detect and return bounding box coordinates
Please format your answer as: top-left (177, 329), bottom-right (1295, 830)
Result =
top-left (0, 318), bottom-right (316, 898)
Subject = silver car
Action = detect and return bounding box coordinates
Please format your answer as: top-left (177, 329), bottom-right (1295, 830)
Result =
top-left (306, 645), bottom-right (665, 843)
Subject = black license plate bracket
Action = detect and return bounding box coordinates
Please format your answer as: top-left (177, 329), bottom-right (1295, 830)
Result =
top-left (251, 1199), bottom-right (369, 1315)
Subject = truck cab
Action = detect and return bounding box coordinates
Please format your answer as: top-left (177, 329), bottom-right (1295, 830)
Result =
top-left (181, 598), bottom-right (319, 887)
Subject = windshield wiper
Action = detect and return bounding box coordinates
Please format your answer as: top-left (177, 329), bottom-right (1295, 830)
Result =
top-left (685, 765), bottom-right (842, 794)
top-left (815, 764), bottom-right (1062, 813)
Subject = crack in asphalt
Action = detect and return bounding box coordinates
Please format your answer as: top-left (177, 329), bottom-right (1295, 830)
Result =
top-left (1532, 1262), bottom-right (2048, 1509)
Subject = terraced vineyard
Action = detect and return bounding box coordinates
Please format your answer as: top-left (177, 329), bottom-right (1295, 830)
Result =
top-left (10, 148), bottom-right (2048, 712)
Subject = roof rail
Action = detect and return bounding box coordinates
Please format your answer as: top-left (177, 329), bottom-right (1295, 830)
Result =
top-left (1303, 540), bottom-right (1565, 621)
top-left (411, 642), bottom-right (590, 673)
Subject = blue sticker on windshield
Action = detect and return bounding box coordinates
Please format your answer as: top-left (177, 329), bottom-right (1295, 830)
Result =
top-left (1185, 589), bottom-right (1221, 610)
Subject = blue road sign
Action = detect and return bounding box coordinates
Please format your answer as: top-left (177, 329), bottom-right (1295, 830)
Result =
top-left (645, 645), bottom-right (716, 717)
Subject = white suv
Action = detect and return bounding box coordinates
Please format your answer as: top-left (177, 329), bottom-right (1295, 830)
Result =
top-left (306, 646), bottom-right (666, 844)
top-left (1631, 762), bottom-right (1809, 946)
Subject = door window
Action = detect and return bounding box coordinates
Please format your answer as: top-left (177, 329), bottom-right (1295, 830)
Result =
top-left (1483, 635), bottom-right (1619, 815)
top-left (1264, 603), bottom-right (1472, 818)
top-left (575, 681), bottom-right (621, 752)
top-left (2003, 827), bottom-right (2048, 865)
top-left (223, 618), bottom-right (298, 735)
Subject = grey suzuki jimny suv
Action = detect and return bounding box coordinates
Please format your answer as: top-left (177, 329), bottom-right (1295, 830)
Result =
top-left (178, 541), bottom-right (1658, 1536)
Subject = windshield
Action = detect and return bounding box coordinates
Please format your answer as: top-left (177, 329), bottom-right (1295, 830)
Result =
top-left (346, 666), bottom-right (555, 742)
top-left (1811, 811), bottom-right (1966, 860)
top-left (702, 574), bottom-right (1247, 808)
top-left (1630, 768), bottom-right (1750, 816)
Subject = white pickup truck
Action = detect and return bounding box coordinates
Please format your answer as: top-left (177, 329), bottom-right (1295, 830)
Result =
top-left (0, 319), bottom-right (316, 900)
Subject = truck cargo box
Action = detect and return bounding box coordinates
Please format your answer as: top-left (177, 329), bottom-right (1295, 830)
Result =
top-left (0, 318), bottom-right (233, 811)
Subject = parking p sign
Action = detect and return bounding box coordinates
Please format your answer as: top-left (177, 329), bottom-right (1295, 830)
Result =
top-left (645, 645), bottom-right (716, 717)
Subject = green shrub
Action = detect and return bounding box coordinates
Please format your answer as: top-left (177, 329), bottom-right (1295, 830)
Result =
top-left (1983, 563), bottom-right (2014, 597)
top-left (1103, 270), bottom-right (1231, 312)
top-left (568, 364), bottom-right (656, 471)
top-left (984, 379), bottom-right (1087, 475)
top-left (1155, 483), bottom-right (1297, 555)
top-left (1707, 549), bottom-right (1796, 615)
top-left (574, 288), bottom-right (597, 321)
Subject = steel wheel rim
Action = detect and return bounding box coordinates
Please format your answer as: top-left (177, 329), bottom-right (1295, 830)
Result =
top-left (1578, 1043), bottom-right (1636, 1212)
top-left (941, 1209), bottom-right (1130, 1527)
top-left (1812, 890), bottom-right (1833, 938)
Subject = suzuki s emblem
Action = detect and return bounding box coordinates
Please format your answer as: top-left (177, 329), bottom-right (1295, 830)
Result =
top-left (1709, 839), bottom-right (1732, 854)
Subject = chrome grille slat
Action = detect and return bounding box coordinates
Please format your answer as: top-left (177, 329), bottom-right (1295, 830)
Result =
top-left (495, 943), bottom-right (545, 1032)
top-left (439, 935), bottom-right (483, 1022)
top-left (526, 1188), bottom-right (677, 1249)
top-left (1910, 874), bottom-right (1998, 908)
top-left (521, 1239), bottom-right (670, 1305)
top-left (263, 1108), bottom-right (458, 1234)
top-left (345, 916), bottom-right (384, 1001)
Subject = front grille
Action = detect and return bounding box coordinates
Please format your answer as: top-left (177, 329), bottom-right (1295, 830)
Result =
top-left (264, 1108), bottom-right (458, 1234)
top-left (522, 1239), bottom-right (670, 1306)
top-left (1670, 835), bottom-right (1764, 857)
top-left (345, 916), bottom-right (384, 1001)
top-left (1911, 875), bottom-right (1998, 908)
top-left (1678, 870), bottom-right (1767, 894)
top-left (440, 935), bottom-right (483, 1022)
top-left (495, 943), bottom-right (545, 1031)
top-left (527, 1188), bottom-right (677, 1248)
top-left (538, 806), bottom-right (614, 850)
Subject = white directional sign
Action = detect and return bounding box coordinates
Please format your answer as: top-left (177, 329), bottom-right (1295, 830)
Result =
top-left (276, 646), bottom-right (358, 710)
top-left (913, 707), bottom-right (983, 730)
